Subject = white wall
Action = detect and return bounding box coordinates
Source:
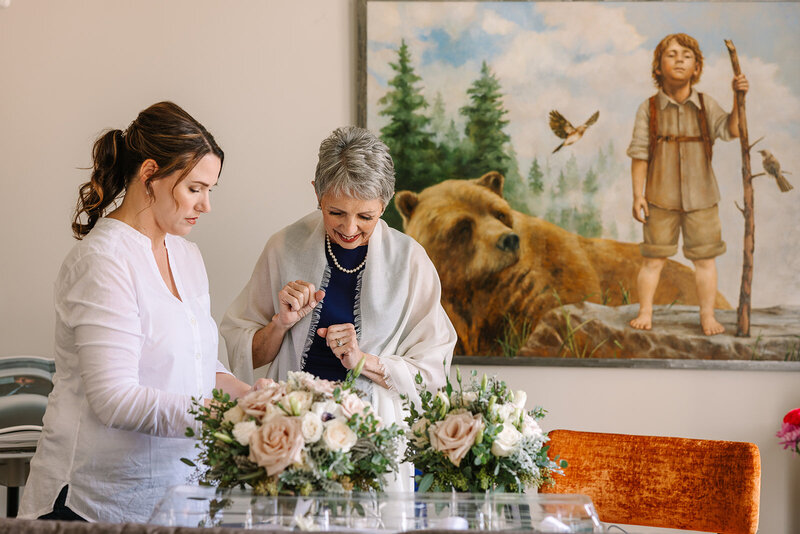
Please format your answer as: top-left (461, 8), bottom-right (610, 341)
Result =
top-left (0, 1), bottom-right (797, 532)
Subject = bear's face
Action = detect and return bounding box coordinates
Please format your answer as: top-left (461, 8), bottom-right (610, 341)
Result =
top-left (396, 172), bottom-right (520, 289)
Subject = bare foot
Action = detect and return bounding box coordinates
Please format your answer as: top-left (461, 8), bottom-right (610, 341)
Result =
top-left (630, 310), bottom-right (652, 330)
top-left (700, 313), bottom-right (725, 336)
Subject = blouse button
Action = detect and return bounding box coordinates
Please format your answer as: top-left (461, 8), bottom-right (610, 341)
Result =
top-left (190, 317), bottom-right (197, 325)
top-left (195, 353), bottom-right (202, 360)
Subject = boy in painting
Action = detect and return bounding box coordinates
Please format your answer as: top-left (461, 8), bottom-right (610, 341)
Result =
top-left (627, 33), bottom-right (748, 335)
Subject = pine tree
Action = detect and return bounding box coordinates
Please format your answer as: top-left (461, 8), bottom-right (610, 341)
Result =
top-left (502, 144), bottom-right (530, 214)
top-left (429, 92), bottom-right (448, 144)
top-left (577, 166), bottom-right (602, 237)
top-left (458, 61), bottom-right (512, 179)
top-left (377, 39), bottom-right (440, 228)
top-left (582, 167), bottom-right (599, 196)
top-left (527, 157), bottom-right (544, 195)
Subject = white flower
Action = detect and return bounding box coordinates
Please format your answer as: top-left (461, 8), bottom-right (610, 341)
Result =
top-left (286, 390), bottom-right (314, 415)
top-left (521, 414), bottom-right (543, 440)
top-left (232, 420), bottom-right (258, 446)
top-left (222, 405), bottom-right (245, 425)
top-left (511, 390), bottom-right (527, 410)
top-left (322, 419), bottom-right (357, 452)
top-left (312, 400), bottom-right (343, 420)
top-left (301, 412), bottom-right (323, 443)
top-left (435, 391), bottom-right (450, 411)
top-left (410, 417), bottom-right (430, 447)
top-left (462, 391), bottom-right (478, 404)
top-left (493, 403), bottom-right (517, 424)
top-left (491, 423), bottom-right (522, 457)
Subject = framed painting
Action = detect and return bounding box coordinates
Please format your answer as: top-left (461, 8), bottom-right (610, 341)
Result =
top-left (357, 0), bottom-right (800, 369)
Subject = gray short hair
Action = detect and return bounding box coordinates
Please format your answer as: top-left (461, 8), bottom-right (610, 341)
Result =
top-left (314, 126), bottom-right (395, 207)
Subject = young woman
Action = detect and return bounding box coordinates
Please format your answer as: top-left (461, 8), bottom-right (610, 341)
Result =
top-left (19, 102), bottom-right (254, 523)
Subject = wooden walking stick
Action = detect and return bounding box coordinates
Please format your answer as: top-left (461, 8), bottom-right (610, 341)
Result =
top-left (725, 39), bottom-right (753, 337)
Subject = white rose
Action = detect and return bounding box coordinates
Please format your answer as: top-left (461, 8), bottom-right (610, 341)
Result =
top-left (521, 414), bottom-right (543, 439)
top-left (312, 400), bottom-right (343, 420)
top-left (493, 403), bottom-right (517, 424)
top-left (322, 419), bottom-right (358, 452)
top-left (232, 420), bottom-right (258, 446)
top-left (410, 417), bottom-right (430, 447)
top-left (512, 390), bottom-right (527, 410)
top-left (222, 405), bottom-right (245, 425)
top-left (491, 424), bottom-right (522, 457)
top-left (462, 391), bottom-right (478, 404)
top-left (301, 412), bottom-right (323, 443)
top-left (286, 390), bottom-right (314, 415)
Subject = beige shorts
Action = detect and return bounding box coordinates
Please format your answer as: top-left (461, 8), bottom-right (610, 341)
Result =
top-left (640, 203), bottom-right (726, 260)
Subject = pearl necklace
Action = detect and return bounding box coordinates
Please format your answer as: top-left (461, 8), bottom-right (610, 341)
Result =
top-left (326, 234), bottom-right (367, 274)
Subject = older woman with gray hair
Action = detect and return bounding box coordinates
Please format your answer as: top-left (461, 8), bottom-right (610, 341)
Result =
top-left (220, 126), bottom-right (456, 490)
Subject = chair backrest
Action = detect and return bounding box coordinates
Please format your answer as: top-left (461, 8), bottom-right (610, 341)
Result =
top-left (540, 429), bottom-right (760, 534)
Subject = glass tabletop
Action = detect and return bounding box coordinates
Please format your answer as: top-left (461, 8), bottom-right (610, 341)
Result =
top-left (150, 485), bottom-right (603, 532)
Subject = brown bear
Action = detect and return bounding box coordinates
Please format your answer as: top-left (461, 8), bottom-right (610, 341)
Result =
top-left (395, 171), bottom-right (731, 355)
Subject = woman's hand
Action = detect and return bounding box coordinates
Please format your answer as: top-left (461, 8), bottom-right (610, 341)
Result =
top-left (276, 280), bottom-right (325, 330)
top-left (317, 323), bottom-right (362, 370)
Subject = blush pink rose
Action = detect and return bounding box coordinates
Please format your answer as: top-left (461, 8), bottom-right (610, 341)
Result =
top-left (237, 381), bottom-right (286, 419)
top-left (340, 392), bottom-right (366, 418)
top-left (429, 412), bottom-right (483, 467)
top-left (248, 414), bottom-right (304, 476)
top-left (299, 374), bottom-right (337, 396)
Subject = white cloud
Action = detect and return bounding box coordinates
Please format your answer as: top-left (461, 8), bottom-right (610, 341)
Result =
top-left (536, 3), bottom-right (646, 54)
top-left (481, 9), bottom-right (517, 36)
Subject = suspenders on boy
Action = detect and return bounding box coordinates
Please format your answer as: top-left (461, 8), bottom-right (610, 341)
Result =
top-left (647, 93), bottom-right (713, 163)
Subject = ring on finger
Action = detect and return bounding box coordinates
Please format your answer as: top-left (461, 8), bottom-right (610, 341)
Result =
top-left (336, 338), bottom-right (344, 347)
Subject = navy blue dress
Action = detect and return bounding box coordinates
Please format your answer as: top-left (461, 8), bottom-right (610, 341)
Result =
top-left (302, 240), bottom-right (367, 382)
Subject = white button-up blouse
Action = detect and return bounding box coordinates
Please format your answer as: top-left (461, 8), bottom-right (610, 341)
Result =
top-left (19, 218), bottom-right (226, 523)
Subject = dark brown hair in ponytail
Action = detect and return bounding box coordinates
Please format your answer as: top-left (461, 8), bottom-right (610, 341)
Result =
top-left (72, 101), bottom-right (224, 239)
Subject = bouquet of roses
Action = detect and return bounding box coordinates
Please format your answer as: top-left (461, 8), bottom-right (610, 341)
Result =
top-left (402, 368), bottom-right (565, 493)
top-left (777, 408), bottom-right (800, 455)
top-left (184, 364), bottom-right (402, 496)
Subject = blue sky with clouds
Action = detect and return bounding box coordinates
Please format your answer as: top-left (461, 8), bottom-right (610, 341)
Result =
top-left (366, 1), bottom-right (800, 306)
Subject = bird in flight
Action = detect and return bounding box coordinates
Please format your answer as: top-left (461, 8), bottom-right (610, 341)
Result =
top-left (549, 110), bottom-right (600, 153)
top-left (758, 149), bottom-right (793, 192)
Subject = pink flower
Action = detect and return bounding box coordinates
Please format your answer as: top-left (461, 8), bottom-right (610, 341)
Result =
top-left (429, 412), bottom-right (484, 467)
top-left (340, 392), bottom-right (366, 418)
top-left (298, 374), bottom-right (337, 397)
top-left (248, 414), bottom-right (305, 476)
top-left (237, 381), bottom-right (286, 419)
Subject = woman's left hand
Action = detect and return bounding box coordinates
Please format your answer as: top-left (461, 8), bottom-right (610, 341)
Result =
top-left (317, 323), bottom-right (362, 370)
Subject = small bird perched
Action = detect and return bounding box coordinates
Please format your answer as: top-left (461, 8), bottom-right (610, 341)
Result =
top-left (758, 149), bottom-right (793, 192)
top-left (549, 110), bottom-right (600, 153)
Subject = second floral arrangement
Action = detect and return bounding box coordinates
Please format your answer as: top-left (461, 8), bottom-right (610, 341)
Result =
top-left (403, 368), bottom-right (565, 493)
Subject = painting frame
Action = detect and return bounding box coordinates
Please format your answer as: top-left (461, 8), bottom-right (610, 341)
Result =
top-left (357, 0), bottom-right (800, 370)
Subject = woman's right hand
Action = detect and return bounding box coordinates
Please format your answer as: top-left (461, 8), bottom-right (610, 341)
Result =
top-left (275, 280), bottom-right (325, 330)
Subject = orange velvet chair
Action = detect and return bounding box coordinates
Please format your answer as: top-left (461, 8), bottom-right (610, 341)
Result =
top-left (540, 429), bottom-right (760, 534)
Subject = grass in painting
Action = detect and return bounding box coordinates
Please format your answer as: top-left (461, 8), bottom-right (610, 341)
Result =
top-left (497, 314), bottom-right (534, 357)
